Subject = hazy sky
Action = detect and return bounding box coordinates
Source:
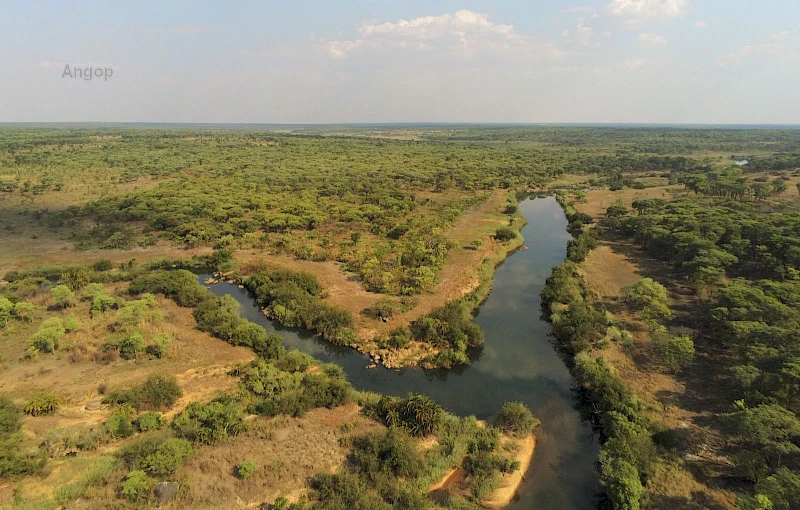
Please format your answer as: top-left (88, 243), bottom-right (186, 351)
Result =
top-left (2, 0), bottom-right (798, 124)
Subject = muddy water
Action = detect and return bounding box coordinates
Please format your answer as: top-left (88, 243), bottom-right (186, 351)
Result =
top-left (201, 196), bottom-right (600, 509)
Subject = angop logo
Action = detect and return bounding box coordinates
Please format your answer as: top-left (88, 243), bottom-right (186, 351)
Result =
top-left (62, 64), bottom-right (114, 81)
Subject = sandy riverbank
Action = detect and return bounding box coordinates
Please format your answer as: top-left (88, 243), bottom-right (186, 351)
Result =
top-left (484, 433), bottom-right (537, 508)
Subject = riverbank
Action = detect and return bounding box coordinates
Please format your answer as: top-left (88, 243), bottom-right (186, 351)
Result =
top-left (485, 433), bottom-right (537, 508)
top-left (426, 431), bottom-right (537, 509)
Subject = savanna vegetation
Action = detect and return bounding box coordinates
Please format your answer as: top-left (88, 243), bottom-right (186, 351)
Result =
top-left (3, 125), bottom-right (800, 509)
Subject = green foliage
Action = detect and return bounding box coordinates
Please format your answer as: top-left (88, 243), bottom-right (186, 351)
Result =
top-left (60, 267), bottom-right (90, 291)
top-left (245, 268), bottom-right (354, 344)
top-left (309, 472), bottom-right (391, 510)
top-left (24, 392), bottom-right (63, 416)
top-left (29, 317), bottom-right (67, 353)
top-left (412, 300), bottom-right (483, 367)
top-left (0, 397), bottom-right (21, 435)
top-left (121, 470), bottom-right (152, 503)
top-left (600, 457), bottom-right (643, 510)
top-left (117, 430), bottom-right (172, 468)
top-left (105, 374), bottom-right (182, 411)
top-left (135, 412), bottom-right (165, 432)
top-left (145, 333), bottom-right (171, 358)
top-left (625, 278), bottom-right (672, 323)
top-left (141, 438), bottom-right (194, 476)
top-left (493, 227), bottom-right (516, 242)
top-left (494, 401), bottom-right (540, 437)
top-left (542, 263), bottom-right (608, 352)
top-left (0, 296), bottom-right (12, 328)
top-left (349, 428), bottom-right (423, 483)
top-left (11, 301), bottom-right (36, 322)
top-left (235, 459), bottom-right (257, 479)
top-left (370, 393), bottom-right (443, 437)
top-left (172, 399), bottom-right (246, 444)
top-left (662, 335), bottom-right (695, 373)
top-left (105, 413), bottom-right (135, 440)
top-left (50, 285), bottom-right (74, 309)
top-left (92, 259), bottom-right (114, 272)
top-left (724, 403), bottom-right (800, 481)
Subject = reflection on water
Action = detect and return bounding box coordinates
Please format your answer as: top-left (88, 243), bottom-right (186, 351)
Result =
top-left (201, 196), bottom-right (600, 510)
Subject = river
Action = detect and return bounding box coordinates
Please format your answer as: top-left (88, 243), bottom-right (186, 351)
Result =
top-left (201, 196), bottom-right (600, 509)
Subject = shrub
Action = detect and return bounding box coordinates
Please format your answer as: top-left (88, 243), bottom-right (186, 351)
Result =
top-left (12, 301), bottom-right (36, 322)
top-left (0, 396), bottom-right (22, 434)
top-left (662, 335), bottom-right (695, 373)
top-left (493, 227), bottom-right (516, 242)
top-left (51, 284), bottom-right (75, 309)
top-left (92, 259), bottom-right (114, 272)
top-left (141, 438), bottom-right (194, 476)
top-left (135, 412), bottom-right (165, 432)
top-left (173, 399), bottom-right (245, 444)
top-left (105, 414), bottom-right (135, 439)
top-left (118, 430), bottom-right (172, 468)
top-left (371, 393), bottom-right (443, 437)
top-left (105, 374), bottom-right (182, 411)
top-left (236, 459), bottom-right (257, 479)
top-left (24, 392), bottom-right (63, 416)
top-left (64, 314), bottom-right (83, 333)
top-left (121, 470), bottom-right (152, 503)
top-left (30, 317), bottom-right (66, 353)
top-left (146, 333), bottom-right (171, 358)
top-left (361, 298), bottom-right (398, 319)
top-left (494, 401), bottom-right (540, 437)
top-left (350, 428), bottom-right (423, 482)
top-left (0, 297), bottom-right (12, 328)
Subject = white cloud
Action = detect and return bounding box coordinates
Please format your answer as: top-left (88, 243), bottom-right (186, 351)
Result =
top-left (639, 32), bottom-right (667, 46)
top-left (694, 20), bottom-right (708, 29)
top-left (717, 30), bottom-right (794, 66)
top-left (325, 10), bottom-right (566, 60)
top-left (563, 16), bottom-right (595, 46)
top-left (607, 0), bottom-right (690, 23)
top-left (621, 58), bottom-right (651, 69)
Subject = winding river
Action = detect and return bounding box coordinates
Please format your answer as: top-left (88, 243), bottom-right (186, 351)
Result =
top-left (202, 196), bottom-right (600, 509)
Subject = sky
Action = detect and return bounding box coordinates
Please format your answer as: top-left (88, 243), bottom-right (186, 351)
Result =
top-left (1, 0), bottom-right (798, 124)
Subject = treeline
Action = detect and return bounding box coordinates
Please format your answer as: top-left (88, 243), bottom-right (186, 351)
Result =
top-left (619, 197), bottom-right (800, 286)
top-left (679, 166), bottom-right (790, 201)
top-left (542, 261), bottom-right (656, 510)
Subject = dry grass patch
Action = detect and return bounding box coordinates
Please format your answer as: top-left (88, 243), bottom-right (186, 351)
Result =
top-left (177, 402), bottom-right (384, 509)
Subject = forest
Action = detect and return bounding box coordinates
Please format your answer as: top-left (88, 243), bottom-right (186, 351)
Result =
top-left (2, 124), bottom-right (800, 509)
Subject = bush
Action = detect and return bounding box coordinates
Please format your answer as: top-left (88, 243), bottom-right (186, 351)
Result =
top-left (121, 470), bottom-right (152, 503)
top-left (146, 333), bottom-right (171, 358)
top-left (92, 259), bottom-right (114, 272)
top-left (493, 227), bottom-right (516, 242)
top-left (30, 317), bottom-right (66, 353)
top-left (662, 335), bottom-right (695, 373)
top-left (141, 438), bottom-right (194, 476)
top-left (494, 402), bottom-right (539, 437)
top-left (51, 284), bottom-right (75, 309)
top-left (105, 413), bottom-right (135, 439)
top-left (236, 459), bottom-right (257, 479)
top-left (105, 374), bottom-right (182, 411)
top-left (173, 399), bottom-right (245, 444)
top-left (0, 297), bottom-right (12, 328)
top-left (118, 430), bottom-right (172, 468)
top-left (0, 397), bottom-right (21, 434)
top-left (135, 412), bottom-right (165, 432)
top-left (371, 393), bottom-right (443, 437)
top-left (350, 428), bottom-right (423, 482)
top-left (24, 392), bottom-right (63, 416)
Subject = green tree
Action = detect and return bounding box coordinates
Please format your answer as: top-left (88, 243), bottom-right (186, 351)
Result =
top-left (51, 285), bottom-right (74, 309)
top-left (625, 278), bottom-right (671, 323)
top-left (662, 335), bottom-right (695, 373)
top-left (494, 401), bottom-right (540, 436)
top-left (600, 457), bottom-right (643, 510)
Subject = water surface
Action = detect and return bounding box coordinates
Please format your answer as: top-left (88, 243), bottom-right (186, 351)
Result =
top-left (203, 196), bottom-right (600, 509)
